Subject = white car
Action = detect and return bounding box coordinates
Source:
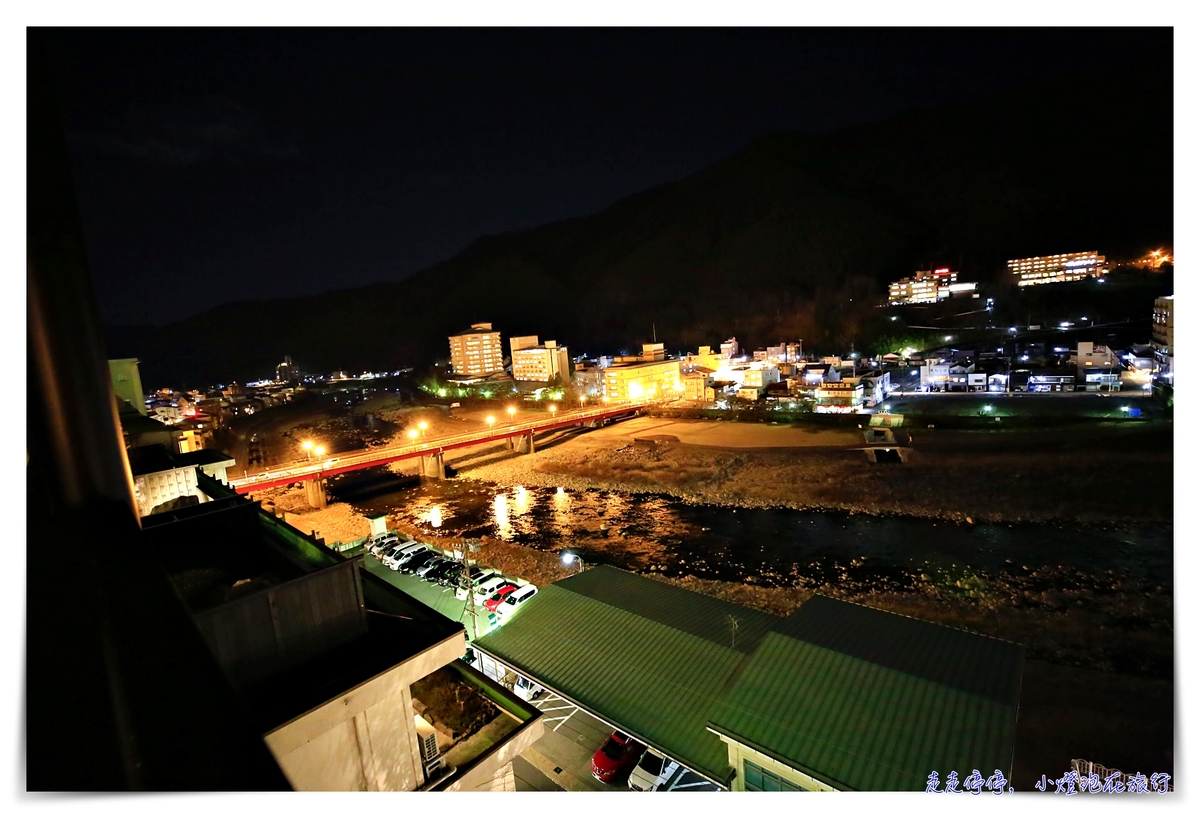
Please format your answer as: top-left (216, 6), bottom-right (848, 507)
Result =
top-left (455, 568), bottom-right (501, 600)
top-left (368, 535), bottom-right (400, 556)
top-left (471, 574), bottom-right (514, 606)
top-left (495, 584), bottom-right (538, 618)
top-left (628, 749), bottom-right (681, 792)
top-left (382, 541), bottom-right (422, 569)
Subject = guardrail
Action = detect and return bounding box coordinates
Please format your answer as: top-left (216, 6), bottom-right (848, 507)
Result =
top-left (231, 400), bottom-right (658, 492)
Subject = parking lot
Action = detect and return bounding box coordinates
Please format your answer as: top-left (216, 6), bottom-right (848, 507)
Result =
top-left (512, 689), bottom-right (719, 792)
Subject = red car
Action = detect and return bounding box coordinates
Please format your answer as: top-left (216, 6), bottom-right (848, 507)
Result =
top-left (484, 583), bottom-right (519, 612)
top-left (591, 732), bottom-right (646, 784)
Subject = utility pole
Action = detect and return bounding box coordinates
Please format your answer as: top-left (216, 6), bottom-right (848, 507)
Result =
top-left (460, 539), bottom-right (482, 641)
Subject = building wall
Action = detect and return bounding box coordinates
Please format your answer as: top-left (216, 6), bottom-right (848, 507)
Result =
top-left (604, 360), bottom-right (683, 401)
top-left (718, 736), bottom-right (838, 792)
top-left (264, 632), bottom-right (465, 792)
top-left (109, 358), bottom-right (146, 415)
top-left (134, 465), bottom-right (204, 517)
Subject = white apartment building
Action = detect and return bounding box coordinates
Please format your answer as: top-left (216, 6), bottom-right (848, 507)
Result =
top-left (449, 323), bottom-right (505, 377)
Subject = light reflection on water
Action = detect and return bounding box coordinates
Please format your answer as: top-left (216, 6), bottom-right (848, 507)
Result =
top-left (345, 478), bottom-right (1171, 595)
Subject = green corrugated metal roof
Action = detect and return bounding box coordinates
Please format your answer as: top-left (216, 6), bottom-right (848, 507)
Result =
top-left (707, 596), bottom-right (1024, 791)
top-left (473, 566), bottom-right (776, 785)
top-left (475, 571), bottom-right (1023, 792)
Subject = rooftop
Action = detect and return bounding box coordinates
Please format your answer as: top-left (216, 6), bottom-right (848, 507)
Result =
top-left (475, 567), bottom-right (1024, 791)
top-left (473, 566), bottom-right (778, 786)
top-left (707, 596), bottom-right (1024, 791)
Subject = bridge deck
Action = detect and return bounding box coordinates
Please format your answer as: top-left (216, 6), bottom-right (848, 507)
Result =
top-left (229, 401), bottom-right (653, 493)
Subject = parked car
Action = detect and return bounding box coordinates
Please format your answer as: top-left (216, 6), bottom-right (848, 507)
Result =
top-left (382, 541), bottom-right (422, 569)
top-left (472, 574), bottom-right (515, 605)
top-left (484, 583), bottom-right (520, 612)
top-left (512, 675), bottom-right (544, 702)
top-left (435, 561), bottom-right (467, 586)
top-left (628, 749), bottom-right (681, 792)
top-left (394, 546), bottom-right (431, 570)
top-left (367, 535), bottom-right (399, 556)
top-left (424, 560), bottom-right (460, 585)
top-left (495, 584), bottom-right (538, 618)
top-left (399, 550), bottom-right (438, 574)
top-left (454, 568), bottom-right (500, 600)
top-left (416, 556), bottom-right (452, 579)
top-left (591, 732), bottom-right (645, 784)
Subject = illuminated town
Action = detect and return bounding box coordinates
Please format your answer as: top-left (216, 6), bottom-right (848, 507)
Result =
top-left (26, 26), bottom-right (1174, 796)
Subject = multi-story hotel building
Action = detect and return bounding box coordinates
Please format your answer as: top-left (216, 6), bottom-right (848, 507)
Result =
top-left (1153, 295), bottom-right (1173, 383)
top-left (604, 359), bottom-right (683, 402)
top-left (448, 323), bottom-right (505, 378)
top-left (1008, 252), bottom-right (1108, 287)
top-left (510, 336), bottom-right (571, 383)
top-left (888, 269), bottom-right (975, 304)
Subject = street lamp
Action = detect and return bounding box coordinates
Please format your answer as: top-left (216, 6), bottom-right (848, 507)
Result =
top-left (407, 429), bottom-right (419, 441)
top-left (486, 415), bottom-right (495, 429)
top-left (314, 445), bottom-right (326, 457)
top-left (562, 551), bottom-right (584, 573)
top-left (507, 405), bottom-right (516, 423)
top-left (302, 440), bottom-right (314, 460)
top-left (418, 420), bottom-right (428, 437)
top-left (549, 404), bottom-right (557, 417)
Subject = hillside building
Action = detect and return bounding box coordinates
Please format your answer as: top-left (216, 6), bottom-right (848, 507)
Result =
top-left (1008, 252), bottom-right (1108, 287)
top-left (887, 268), bottom-right (979, 304)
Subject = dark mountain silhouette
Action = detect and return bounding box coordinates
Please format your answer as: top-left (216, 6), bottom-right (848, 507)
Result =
top-left (104, 54), bottom-right (1172, 388)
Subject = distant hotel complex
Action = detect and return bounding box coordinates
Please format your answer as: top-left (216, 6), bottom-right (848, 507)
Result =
top-left (888, 268), bottom-right (977, 305)
top-left (1008, 251), bottom-right (1108, 287)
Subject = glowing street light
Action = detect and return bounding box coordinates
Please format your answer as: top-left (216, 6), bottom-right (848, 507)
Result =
top-left (486, 415), bottom-right (495, 429)
top-left (549, 404), bottom-right (557, 417)
top-left (314, 445), bottom-right (326, 457)
top-left (507, 405), bottom-right (516, 422)
top-left (302, 440), bottom-right (314, 460)
top-left (407, 429), bottom-right (419, 441)
top-left (418, 420), bottom-right (429, 437)
top-left (562, 551), bottom-right (584, 573)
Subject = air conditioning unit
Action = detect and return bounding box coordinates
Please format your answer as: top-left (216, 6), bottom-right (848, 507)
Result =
top-left (415, 715), bottom-right (444, 779)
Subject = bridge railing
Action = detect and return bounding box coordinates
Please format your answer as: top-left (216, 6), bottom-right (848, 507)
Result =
top-left (231, 399), bottom-right (659, 488)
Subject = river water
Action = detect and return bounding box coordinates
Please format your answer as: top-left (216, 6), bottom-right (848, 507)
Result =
top-left (333, 470), bottom-right (1172, 599)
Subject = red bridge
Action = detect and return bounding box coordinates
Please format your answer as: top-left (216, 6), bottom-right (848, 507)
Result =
top-left (230, 400), bottom-right (655, 494)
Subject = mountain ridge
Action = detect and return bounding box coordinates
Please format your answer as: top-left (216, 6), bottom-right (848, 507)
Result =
top-left (105, 56), bottom-right (1172, 387)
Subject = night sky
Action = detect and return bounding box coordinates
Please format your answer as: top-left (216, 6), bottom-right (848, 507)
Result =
top-left (44, 27), bottom-right (1171, 328)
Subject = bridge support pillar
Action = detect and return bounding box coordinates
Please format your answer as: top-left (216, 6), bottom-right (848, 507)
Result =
top-left (304, 478), bottom-right (328, 509)
top-left (508, 432), bottom-right (535, 454)
top-left (420, 452), bottom-right (446, 480)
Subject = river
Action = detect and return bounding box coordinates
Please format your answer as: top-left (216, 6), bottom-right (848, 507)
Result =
top-left (333, 470), bottom-right (1172, 599)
